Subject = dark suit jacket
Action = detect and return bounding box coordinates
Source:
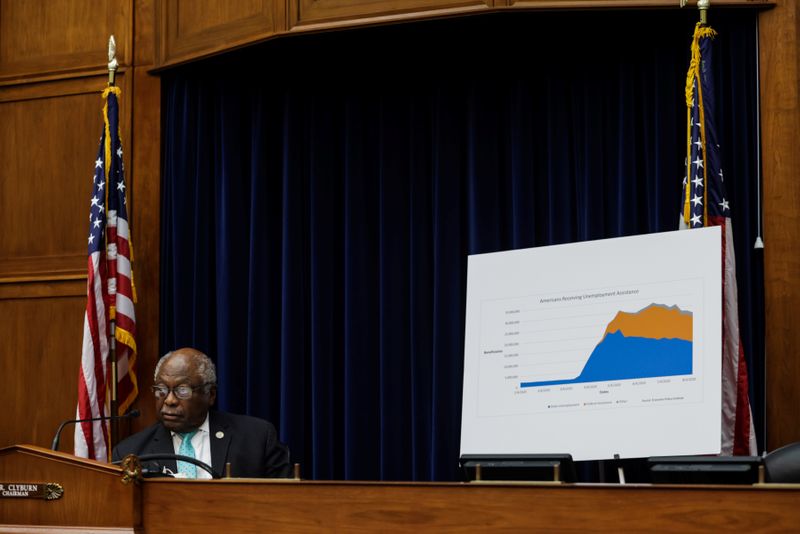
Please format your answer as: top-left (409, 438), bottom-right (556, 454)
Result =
top-left (111, 411), bottom-right (291, 478)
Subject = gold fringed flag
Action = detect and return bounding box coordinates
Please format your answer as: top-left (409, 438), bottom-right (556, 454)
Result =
top-left (680, 22), bottom-right (756, 455)
top-left (75, 86), bottom-right (138, 460)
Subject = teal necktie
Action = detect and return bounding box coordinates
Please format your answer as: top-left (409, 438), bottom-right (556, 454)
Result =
top-left (177, 430), bottom-right (198, 478)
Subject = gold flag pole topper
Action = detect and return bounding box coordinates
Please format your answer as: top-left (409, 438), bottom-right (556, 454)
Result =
top-left (108, 35), bottom-right (118, 86)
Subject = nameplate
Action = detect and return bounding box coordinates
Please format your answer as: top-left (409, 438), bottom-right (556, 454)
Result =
top-left (0, 482), bottom-right (63, 500)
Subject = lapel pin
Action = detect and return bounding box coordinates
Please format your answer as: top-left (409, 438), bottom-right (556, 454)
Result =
top-left (216, 431), bottom-right (224, 439)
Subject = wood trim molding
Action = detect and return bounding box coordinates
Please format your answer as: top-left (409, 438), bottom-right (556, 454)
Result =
top-left (0, 255), bottom-right (86, 284)
top-left (0, 72), bottom-right (125, 100)
top-left (153, 0), bottom-right (777, 68)
top-left (289, 0), bottom-right (493, 30)
top-left (507, 0), bottom-right (774, 7)
top-left (0, 279), bottom-right (86, 300)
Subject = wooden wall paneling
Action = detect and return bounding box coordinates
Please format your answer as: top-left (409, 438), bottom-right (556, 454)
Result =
top-left (135, 0), bottom-right (157, 66)
top-left (0, 0), bottom-right (131, 84)
top-left (0, 74), bottom-right (132, 283)
top-left (0, 71), bottom-right (134, 453)
top-left (128, 0), bottom-right (162, 435)
top-left (760, 1), bottom-right (800, 450)
top-left (126, 68), bottom-right (161, 434)
top-left (157, 0), bottom-right (279, 68)
top-left (0, 290), bottom-right (86, 451)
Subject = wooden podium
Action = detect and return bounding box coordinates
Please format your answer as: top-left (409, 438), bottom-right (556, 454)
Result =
top-left (3, 444), bottom-right (800, 532)
top-left (138, 477), bottom-right (800, 532)
top-left (0, 445), bottom-right (139, 533)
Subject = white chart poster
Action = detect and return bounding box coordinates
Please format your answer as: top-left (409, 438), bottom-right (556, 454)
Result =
top-left (460, 227), bottom-right (722, 461)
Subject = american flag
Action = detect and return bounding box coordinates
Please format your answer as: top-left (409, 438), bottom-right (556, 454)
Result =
top-left (681, 23), bottom-right (756, 455)
top-left (74, 86), bottom-right (138, 461)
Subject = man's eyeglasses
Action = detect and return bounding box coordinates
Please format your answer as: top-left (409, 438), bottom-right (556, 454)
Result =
top-left (151, 384), bottom-right (211, 400)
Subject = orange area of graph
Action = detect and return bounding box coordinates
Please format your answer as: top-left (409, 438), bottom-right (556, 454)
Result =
top-left (604, 303), bottom-right (692, 341)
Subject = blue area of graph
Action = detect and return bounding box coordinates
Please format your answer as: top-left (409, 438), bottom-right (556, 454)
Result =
top-left (520, 331), bottom-right (692, 388)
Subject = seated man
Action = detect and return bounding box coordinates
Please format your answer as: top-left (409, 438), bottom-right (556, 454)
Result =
top-left (112, 347), bottom-right (291, 478)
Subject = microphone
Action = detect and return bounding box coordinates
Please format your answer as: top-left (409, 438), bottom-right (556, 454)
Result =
top-left (51, 409), bottom-right (140, 451)
top-left (112, 453), bottom-right (219, 479)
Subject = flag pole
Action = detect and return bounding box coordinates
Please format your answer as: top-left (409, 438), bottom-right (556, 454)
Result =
top-left (697, 0), bottom-right (710, 24)
top-left (107, 34), bottom-right (119, 449)
top-left (679, 0), bottom-right (711, 24)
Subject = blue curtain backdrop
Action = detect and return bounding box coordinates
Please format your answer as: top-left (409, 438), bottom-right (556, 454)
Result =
top-left (160, 10), bottom-right (764, 481)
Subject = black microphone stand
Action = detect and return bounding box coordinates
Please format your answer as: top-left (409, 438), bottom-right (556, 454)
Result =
top-left (51, 409), bottom-right (139, 451)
